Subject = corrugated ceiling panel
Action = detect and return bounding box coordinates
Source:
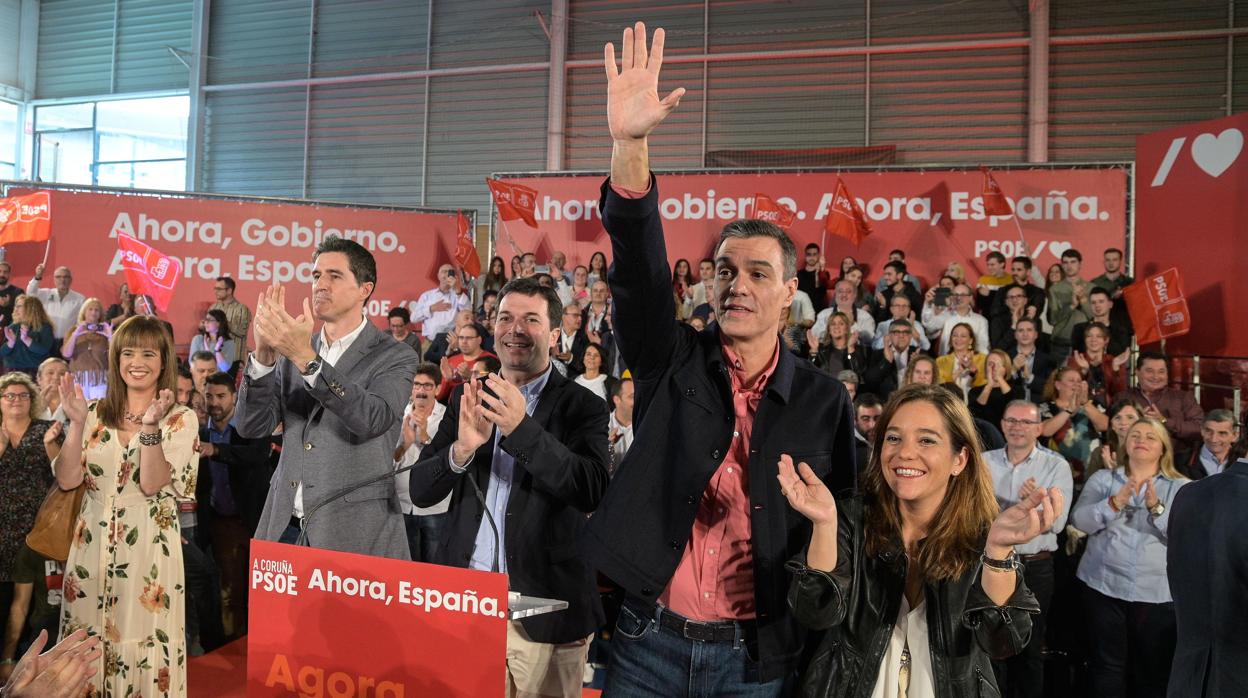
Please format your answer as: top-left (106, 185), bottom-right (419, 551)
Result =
top-left (424, 70), bottom-right (547, 213)
top-left (566, 1), bottom-right (704, 170)
top-left (201, 87), bottom-right (306, 197)
top-left (306, 79), bottom-right (425, 205)
top-left (1050, 39), bottom-right (1229, 161)
top-left (430, 0), bottom-right (548, 69)
top-left (1237, 37), bottom-right (1247, 114)
top-left (0, 0), bottom-right (21, 88)
top-left (114, 0), bottom-right (192, 93)
top-left (207, 0), bottom-right (312, 85)
top-left (870, 0), bottom-right (1027, 42)
top-left (1052, 0), bottom-right (1229, 34)
top-left (35, 0), bottom-right (115, 98)
top-left (312, 0), bottom-right (429, 78)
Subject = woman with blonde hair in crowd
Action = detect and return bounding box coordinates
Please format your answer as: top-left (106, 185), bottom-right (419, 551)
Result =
top-left (781, 383), bottom-right (1062, 697)
top-left (0, 296), bottom-right (55, 378)
top-left (808, 311), bottom-right (871, 378)
top-left (936, 323), bottom-right (987, 397)
top-left (61, 298), bottom-right (111, 400)
top-left (1071, 417), bottom-right (1188, 698)
top-left (54, 316), bottom-right (199, 697)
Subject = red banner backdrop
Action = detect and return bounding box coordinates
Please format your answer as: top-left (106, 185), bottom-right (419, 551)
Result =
top-left (248, 540), bottom-right (508, 697)
top-left (1135, 113), bottom-right (1247, 356)
top-left (2, 187), bottom-right (464, 348)
top-left (490, 168), bottom-right (1129, 287)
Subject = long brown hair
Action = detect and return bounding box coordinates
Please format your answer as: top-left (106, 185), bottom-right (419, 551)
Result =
top-left (17, 295), bottom-right (51, 332)
top-left (97, 316), bottom-right (178, 429)
top-left (863, 384), bottom-right (1000, 580)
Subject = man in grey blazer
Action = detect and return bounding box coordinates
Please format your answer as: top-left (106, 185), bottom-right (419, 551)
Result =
top-left (235, 237), bottom-right (418, 559)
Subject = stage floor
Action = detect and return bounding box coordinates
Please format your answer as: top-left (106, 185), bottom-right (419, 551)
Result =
top-left (187, 638), bottom-right (603, 697)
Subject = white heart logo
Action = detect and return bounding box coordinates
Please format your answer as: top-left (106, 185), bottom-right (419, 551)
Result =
top-left (1047, 241), bottom-right (1072, 258)
top-left (1190, 128), bottom-right (1243, 178)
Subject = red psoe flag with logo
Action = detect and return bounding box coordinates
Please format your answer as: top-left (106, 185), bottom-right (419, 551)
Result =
top-left (1122, 267), bottom-right (1192, 345)
top-left (0, 191), bottom-right (53, 245)
top-left (748, 194), bottom-right (798, 230)
top-left (980, 166), bottom-right (1014, 217)
top-left (116, 233), bottom-right (182, 313)
top-left (486, 178), bottom-right (539, 228)
top-left (823, 177), bottom-right (873, 246)
top-left (454, 210), bottom-right (481, 277)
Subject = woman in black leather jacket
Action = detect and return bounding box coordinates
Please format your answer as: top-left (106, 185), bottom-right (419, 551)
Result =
top-left (778, 384), bottom-right (1064, 697)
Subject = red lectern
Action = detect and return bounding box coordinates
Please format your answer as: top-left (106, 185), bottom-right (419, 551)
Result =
top-left (247, 540), bottom-right (512, 697)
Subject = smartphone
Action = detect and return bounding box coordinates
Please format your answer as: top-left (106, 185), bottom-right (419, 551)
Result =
top-left (932, 287), bottom-right (952, 307)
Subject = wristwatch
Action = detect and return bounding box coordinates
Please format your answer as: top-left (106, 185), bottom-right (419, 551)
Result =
top-left (1148, 502), bottom-right (1166, 517)
top-left (980, 549), bottom-right (1020, 572)
top-left (300, 355), bottom-right (323, 376)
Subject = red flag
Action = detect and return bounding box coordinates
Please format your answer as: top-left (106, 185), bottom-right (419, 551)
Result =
top-left (823, 178), bottom-right (872, 246)
top-left (486, 178), bottom-right (538, 228)
top-left (748, 194), bottom-right (797, 230)
top-left (453, 210), bottom-right (481, 277)
top-left (980, 166), bottom-right (1014, 217)
top-left (0, 191), bottom-right (52, 245)
top-left (1122, 267), bottom-right (1191, 345)
top-left (116, 233), bottom-right (182, 313)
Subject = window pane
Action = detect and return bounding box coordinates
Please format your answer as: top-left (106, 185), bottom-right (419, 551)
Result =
top-left (97, 97), bottom-right (188, 163)
top-left (96, 160), bottom-right (186, 191)
top-left (35, 103), bottom-right (94, 131)
top-left (0, 101), bottom-right (16, 170)
top-left (37, 131), bottom-right (95, 185)
top-left (0, 164), bottom-right (14, 179)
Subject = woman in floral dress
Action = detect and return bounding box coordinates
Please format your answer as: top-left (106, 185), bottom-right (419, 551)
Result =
top-left (53, 317), bottom-right (198, 697)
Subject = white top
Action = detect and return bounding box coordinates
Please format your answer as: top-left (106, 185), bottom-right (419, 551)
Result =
top-left (410, 286), bottom-right (470, 338)
top-left (608, 410), bottom-right (633, 472)
top-left (24, 280), bottom-right (85, 338)
top-left (789, 290), bottom-right (816, 326)
top-left (394, 401), bottom-right (449, 515)
top-left (813, 306), bottom-right (876, 347)
top-left (871, 595), bottom-right (934, 698)
top-left (574, 373), bottom-right (609, 401)
top-left (247, 315), bottom-right (370, 517)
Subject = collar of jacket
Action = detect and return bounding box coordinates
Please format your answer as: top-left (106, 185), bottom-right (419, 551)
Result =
top-left (702, 322), bottom-right (794, 405)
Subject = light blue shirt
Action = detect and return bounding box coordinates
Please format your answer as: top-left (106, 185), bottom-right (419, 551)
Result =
top-left (1071, 468), bottom-right (1189, 603)
top-left (985, 444), bottom-right (1073, 555)
top-left (1198, 445), bottom-right (1229, 478)
top-left (449, 364), bottom-right (552, 574)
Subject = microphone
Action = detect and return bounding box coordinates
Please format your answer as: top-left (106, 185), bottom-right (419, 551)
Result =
top-left (295, 449), bottom-right (504, 578)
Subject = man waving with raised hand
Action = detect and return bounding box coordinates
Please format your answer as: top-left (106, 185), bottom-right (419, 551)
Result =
top-left (583, 22), bottom-right (858, 695)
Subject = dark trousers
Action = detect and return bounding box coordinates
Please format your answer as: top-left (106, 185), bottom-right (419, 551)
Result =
top-left (1083, 584), bottom-right (1176, 698)
top-left (993, 557), bottom-right (1055, 698)
top-left (208, 514), bottom-right (250, 637)
top-left (402, 512), bottom-right (448, 563)
top-left (182, 534), bottom-right (224, 654)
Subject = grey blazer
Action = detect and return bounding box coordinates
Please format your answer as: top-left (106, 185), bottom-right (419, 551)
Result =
top-left (235, 320), bottom-right (418, 559)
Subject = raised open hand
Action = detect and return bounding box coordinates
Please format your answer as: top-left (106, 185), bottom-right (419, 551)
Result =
top-left (776, 454), bottom-right (837, 526)
top-left (451, 379), bottom-right (493, 466)
top-left (58, 373), bottom-right (87, 425)
top-left (141, 388), bottom-right (175, 426)
top-left (604, 22), bottom-right (685, 142)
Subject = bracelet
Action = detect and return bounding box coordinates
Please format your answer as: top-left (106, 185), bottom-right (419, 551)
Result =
top-left (0, 657), bottom-right (15, 665)
top-left (138, 429), bottom-right (162, 446)
top-left (980, 549), bottom-right (1020, 572)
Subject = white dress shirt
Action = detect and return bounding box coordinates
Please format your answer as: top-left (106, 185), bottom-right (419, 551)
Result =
top-left (608, 411), bottom-right (634, 475)
top-left (985, 443), bottom-right (1073, 555)
top-left (410, 286), bottom-right (470, 338)
top-left (934, 310), bottom-right (990, 355)
top-left (247, 315), bottom-right (370, 516)
top-left (24, 280), bottom-right (85, 338)
top-left (394, 401), bottom-right (448, 515)
top-left (789, 290), bottom-right (816, 326)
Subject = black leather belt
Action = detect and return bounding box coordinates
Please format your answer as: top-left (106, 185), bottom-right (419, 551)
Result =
top-left (1020, 551), bottom-right (1052, 562)
top-left (652, 605), bottom-right (746, 644)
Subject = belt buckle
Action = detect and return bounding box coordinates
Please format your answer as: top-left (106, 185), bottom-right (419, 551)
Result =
top-left (682, 619), bottom-right (713, 643)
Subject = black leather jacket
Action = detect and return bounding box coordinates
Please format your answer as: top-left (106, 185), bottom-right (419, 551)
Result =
top-left (787, 497), bottom-right (1039, 698)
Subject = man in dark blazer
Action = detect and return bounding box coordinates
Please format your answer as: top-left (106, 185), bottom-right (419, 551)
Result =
top-left (1009, 318), bottom-right (1054, 404)
top-left (862, 318), bottom-right (922, 399)
top-left (1166, 456), bottom-right (1248, 698)
top-left (409, 277), bottom-right (609, 698)
top-left (585, 23), bottom-right (857, 695)
top-left (236, 237), bottom-right (417, 559)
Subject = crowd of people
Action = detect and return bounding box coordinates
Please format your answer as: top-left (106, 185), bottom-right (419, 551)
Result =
top-left (1, 20), bottom-right (1243, 698)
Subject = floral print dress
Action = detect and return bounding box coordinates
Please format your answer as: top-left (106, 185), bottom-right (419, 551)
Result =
top-left (60, 402), bottom-right (199, 697)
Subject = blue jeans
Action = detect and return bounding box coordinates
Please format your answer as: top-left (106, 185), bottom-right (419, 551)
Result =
top-left (403, 512), bottom-right (449, 563)
top-left (602, 596), bottom-right (789, 698)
